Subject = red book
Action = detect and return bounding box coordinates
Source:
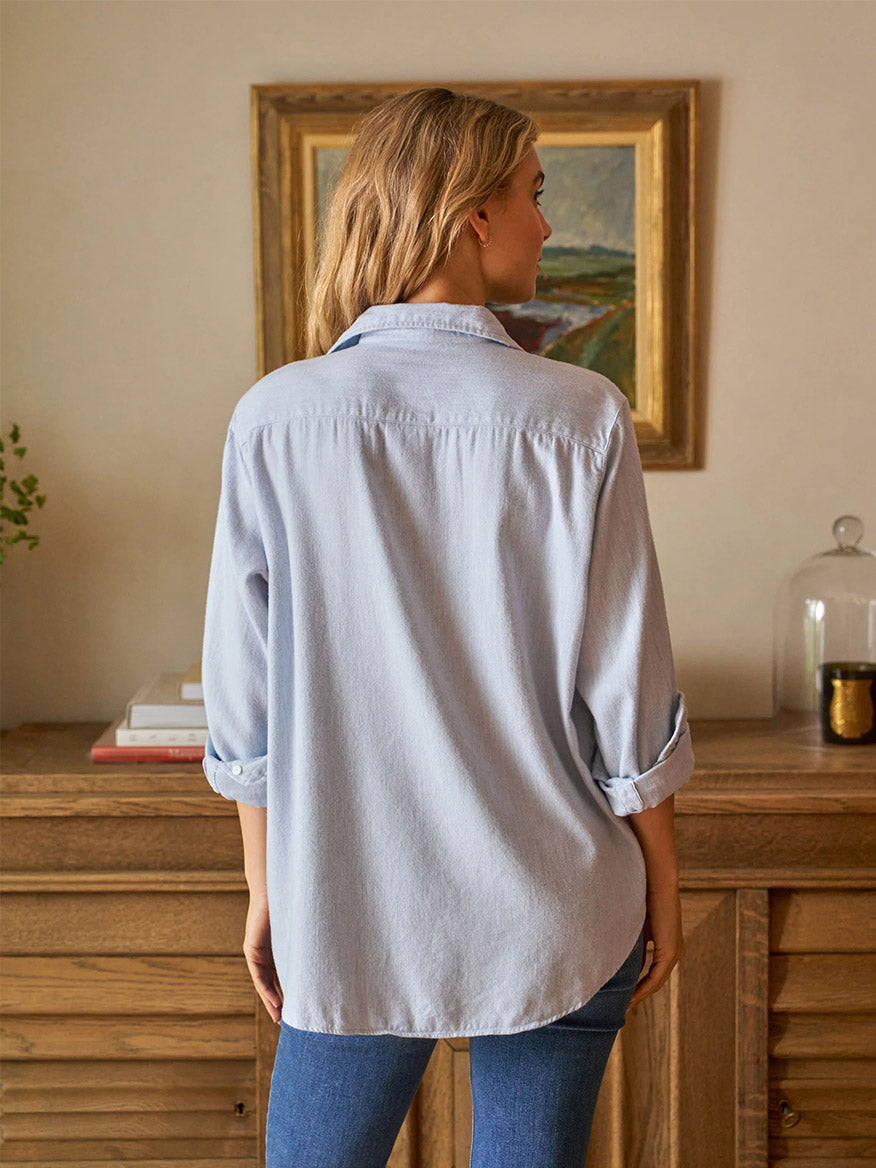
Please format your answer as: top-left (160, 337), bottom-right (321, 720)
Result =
top-left (91, 719), bottom-right (206, 764)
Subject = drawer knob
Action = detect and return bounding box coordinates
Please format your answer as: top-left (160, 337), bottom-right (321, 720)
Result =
top-left (778, 1099), bottom-right (800, 1128)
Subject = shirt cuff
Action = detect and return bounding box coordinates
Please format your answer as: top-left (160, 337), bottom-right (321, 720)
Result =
top-left (202, 735), bottom-right (268, 806)
top-left (594, 691), bottom-right (695, 816)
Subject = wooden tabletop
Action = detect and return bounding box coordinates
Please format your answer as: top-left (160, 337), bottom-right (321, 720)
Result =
top-left (2, 717), bottom-right (875, 791)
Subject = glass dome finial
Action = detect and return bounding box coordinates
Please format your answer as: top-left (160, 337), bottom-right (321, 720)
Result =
top-left (833, 514), bottom-right (863, 549)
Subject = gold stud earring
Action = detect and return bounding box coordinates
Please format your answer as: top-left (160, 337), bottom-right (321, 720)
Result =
top-left (478, 234), bottom-right (491, 249)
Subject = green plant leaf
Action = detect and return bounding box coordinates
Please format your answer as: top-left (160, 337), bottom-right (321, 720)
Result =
top-left (0, 423), bottom-right (46, 571)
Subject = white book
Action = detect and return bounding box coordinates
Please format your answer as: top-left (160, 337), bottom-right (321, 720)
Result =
top-left (126, 671), bottom-right (208, 729)
top-left (115, 722), bottom-right (208, 747)
top-left (181, 662), bottom-right (203, 701)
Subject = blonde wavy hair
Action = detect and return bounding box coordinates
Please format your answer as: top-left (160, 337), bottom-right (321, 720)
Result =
top-left (305, 87), bottom-right (539, 358)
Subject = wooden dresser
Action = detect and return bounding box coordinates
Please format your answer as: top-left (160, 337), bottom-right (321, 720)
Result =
top-left (1, 718), bottom-right (874, 1167)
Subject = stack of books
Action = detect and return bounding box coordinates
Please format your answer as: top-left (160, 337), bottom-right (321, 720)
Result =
top-left (91, 664), bottom-right (207, 762)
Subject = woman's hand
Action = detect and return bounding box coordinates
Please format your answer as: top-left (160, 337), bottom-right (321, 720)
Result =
top-left (242, 892), bottom-right (283, 1024)
top-left (626, 885), bottom-right (684, 1013)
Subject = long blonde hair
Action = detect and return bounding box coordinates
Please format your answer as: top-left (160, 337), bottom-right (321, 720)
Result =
top-left (306, 87), bottom-right (539, 358)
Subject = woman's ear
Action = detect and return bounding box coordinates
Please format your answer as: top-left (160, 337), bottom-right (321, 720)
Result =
top-left (467, 206), bottom-right (491, 248)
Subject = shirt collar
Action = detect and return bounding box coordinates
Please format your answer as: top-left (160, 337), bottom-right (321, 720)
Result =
top-left (327, 301), bottom-right (525, 354)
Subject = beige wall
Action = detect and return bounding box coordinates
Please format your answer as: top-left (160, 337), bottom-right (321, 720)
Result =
top-left (2, 0), bottom-right (873, 728)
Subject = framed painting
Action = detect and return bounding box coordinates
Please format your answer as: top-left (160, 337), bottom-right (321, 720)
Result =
top-left (251, 80), bottom-right (699, 467)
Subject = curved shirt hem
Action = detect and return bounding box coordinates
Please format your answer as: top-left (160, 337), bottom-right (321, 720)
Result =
top-left (278, 907), bottom-right (648, 1039)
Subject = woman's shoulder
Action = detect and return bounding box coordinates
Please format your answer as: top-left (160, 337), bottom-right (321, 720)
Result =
top-left (497, 347), bottom-right (627, 453)
top-left (226, 352), bottom-right (342, 436)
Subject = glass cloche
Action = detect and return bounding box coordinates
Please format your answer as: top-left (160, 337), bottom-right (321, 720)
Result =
top-left (773, 515), bottom-right (876, 743)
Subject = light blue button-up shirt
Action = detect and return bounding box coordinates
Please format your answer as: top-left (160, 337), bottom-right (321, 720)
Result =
top-left (201, 301), bottom-right (694, 1037)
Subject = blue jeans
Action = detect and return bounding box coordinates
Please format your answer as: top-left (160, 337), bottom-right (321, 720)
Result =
top-left (266, 927), bottom-right (645, 1167)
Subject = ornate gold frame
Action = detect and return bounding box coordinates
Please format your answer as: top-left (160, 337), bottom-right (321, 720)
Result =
top-left (251, 80), bottom-right (699, 467)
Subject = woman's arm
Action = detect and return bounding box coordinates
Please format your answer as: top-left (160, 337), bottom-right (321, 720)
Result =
top-left (627, 792), bottom-right (680, 891)
top-left (236, 802), bottom-right (283, 1023)
top-left (625, 793), bottom-right (684, 1012)
top-left (201, 428), bottom-right (269, 808)
top-left (570, 397), bottom-right (692, 1011)
top-left (237, 802), bottom-right (268, 896)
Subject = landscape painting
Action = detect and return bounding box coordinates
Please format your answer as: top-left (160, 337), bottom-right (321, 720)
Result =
top-left (489, 143), bottom-right (638, 409)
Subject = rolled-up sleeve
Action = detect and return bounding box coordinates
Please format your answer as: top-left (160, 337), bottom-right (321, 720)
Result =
top-left (201, 426), bottom-right (269, 807)
top-left (576, 397), bottom-right (694, 816)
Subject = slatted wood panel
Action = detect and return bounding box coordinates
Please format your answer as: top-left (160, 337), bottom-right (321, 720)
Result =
top-left (768, 891), bottom-right (876, 1166)
top-left (1, 890), bottom-right (247, 953)
top-left (1, 1062), bottom-right (260, 1160)
top-left (1, 956), bottom-right (254, 1014)
top-left (2, 814), bottom-right (244, 872)
top-left (0, 887), bottom-right (260, 1165)
top-left (675, 814), bottom-right (875, 872)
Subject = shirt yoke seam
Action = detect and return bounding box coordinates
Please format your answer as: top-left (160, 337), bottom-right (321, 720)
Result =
top-left (233, 411), bottom-right (609, 459)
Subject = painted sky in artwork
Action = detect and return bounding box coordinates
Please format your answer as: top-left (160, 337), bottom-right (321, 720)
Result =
top-left (315, 147), bottom-right (348, 241)
top-left (537, 144), bottom-right (635, 253)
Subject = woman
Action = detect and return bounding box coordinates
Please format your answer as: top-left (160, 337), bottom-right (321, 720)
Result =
top-left (201, 86), bottom-right (694, 1167)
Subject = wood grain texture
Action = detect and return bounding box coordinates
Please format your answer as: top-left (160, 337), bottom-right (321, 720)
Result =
top-left (771, 891), bottom-right (876, 951)
top-left (737, 889), bottom-right (770, 1168)
top-left (769, 1015), bottom-right (876, 1060)
top-left (254, 1005), bottom-right (279, 1168)
top-left (1, 1015), bottom-right (255, 1060)
top-left (769, 1148), bottom-right (876, 1165)
top-left (1, 870), bottom-right (247, 892)
top-left (1, 891), bottom-right (248, 953)
top-left (771, 955), bottom-right (876, 1012)
top-left (0, 1151), bottom-right (254, 1166)
top-left (413, 1037), bottom-right (457, 1168)
top-left (771, 1058), bottom-right (876, 1086)
top-left (675, 891), bottom-right (739, 1168)
top-left (1, 955), bottom-right (253, 1014)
